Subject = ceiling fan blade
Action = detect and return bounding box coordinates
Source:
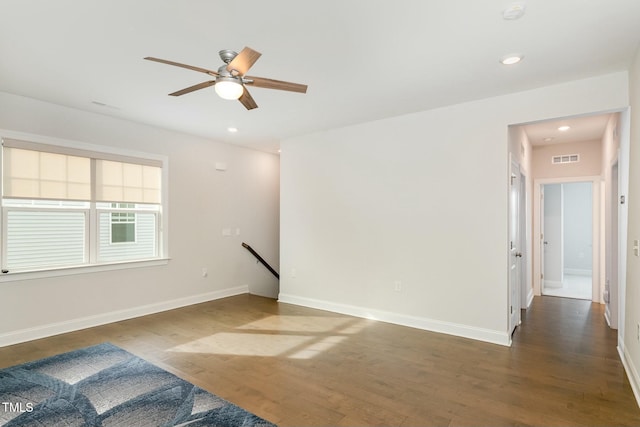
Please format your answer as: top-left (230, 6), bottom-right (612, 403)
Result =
top-left (238, 87), bottom-right (258, 110)
top-left (169, 80), bottom-right (216, 96)
top-left (245, 76), bottom-right (307, 93)
top-left (144, 57), bottom-right (218, 77)
top-left (226, 47), bottom-right (262, 76)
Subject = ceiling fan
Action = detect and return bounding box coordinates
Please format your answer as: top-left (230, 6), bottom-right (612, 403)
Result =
top-left (144, 47), bottom-right (307, 110)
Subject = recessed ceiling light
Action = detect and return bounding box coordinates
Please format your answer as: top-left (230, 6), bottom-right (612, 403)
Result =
top-left (227, 127), bottom-right (238, 133)
top-left (503, 2), bottom-right (526, 20)
top-left (501, 55), bottom-right (523, 65)
top-left (558, 125), bottom-right (571, 131)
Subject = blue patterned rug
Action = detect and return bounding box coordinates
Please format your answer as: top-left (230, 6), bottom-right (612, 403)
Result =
top-left (0, 343), bottom-right (276, 427)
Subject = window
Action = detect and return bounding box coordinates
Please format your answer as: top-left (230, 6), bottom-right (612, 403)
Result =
top-left (1, 138), bottom-right (165, 274)
top-left (98, 202), bottom-right (159, 263)
top-left (110, 203), bottom-right (136, 244)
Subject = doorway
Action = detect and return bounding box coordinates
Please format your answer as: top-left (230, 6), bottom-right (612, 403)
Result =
top-left (541, 182), bottom-right (593, 300)
top-left (533, 176), bottom-right (600, 303)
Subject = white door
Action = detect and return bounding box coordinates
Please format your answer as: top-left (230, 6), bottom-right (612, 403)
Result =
top-left (520, 172), bottom-right (529, 308)
top-left (509, 162), bottom-right (521, 334)
top-left (542, 184), bottom-right (563, 293)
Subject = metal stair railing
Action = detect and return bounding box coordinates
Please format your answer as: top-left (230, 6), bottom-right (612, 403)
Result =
top-left (241, 242), bottom-right (279, 279)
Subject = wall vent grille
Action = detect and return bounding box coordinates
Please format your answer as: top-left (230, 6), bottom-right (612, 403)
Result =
top-left (552, 154), bottom-right (580, 164)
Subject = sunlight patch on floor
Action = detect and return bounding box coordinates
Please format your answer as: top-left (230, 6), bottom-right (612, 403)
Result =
top-left (236, 315), bottom-right (354, 333)
top-left (289, 336), bottom-right (347, 359)
top-left (168, 316), bottom-right (370, 359)
top-left (169, 333), bottom-right (314, 357)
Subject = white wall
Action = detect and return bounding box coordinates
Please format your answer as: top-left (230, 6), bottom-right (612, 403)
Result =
top-left (622, 45), bottom-right (640, 404)
top-left (280, 72), bottom-right (629, 346)
top-left (532, 139), bottom-right (603, 179)
top-left (602, 115), bottom-right (621, 174)
top-left (0, 92), bottom-right (280, 346)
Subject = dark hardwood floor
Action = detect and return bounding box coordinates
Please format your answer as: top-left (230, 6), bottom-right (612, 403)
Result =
top-left (1, 294), bottom-right (638, 426)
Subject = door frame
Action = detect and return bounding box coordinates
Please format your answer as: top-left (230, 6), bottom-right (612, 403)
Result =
top-left (520, 170), bottom-right (531, 309)
top-left (605, 157), bottom-right (619, 328)
top-left (508, 157), bottom-right (522, 336)
top-left (533, 176), bottom-right (601, 301)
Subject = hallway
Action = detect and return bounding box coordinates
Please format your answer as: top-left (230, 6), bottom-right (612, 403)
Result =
top-left (512, 296), bottom-right (635, 424)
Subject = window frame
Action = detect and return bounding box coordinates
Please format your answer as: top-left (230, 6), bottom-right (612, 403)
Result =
top-left (0, 130), bottom-right (169, 282)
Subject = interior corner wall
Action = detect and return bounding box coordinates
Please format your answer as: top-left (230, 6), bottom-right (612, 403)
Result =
top-left (280, 72), bottom-right (629, 347)
top-left (622, 46), bottom-right (640, 404)
top-left (0, 92), bottom-right (280, 346)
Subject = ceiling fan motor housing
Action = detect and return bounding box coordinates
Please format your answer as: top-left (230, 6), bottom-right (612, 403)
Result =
top-left (218, 50), bottom-right (238, 64)
top-left (217, 65), bottom-right (235, 78)
top-left (144, 46), bottom-right (307, 110)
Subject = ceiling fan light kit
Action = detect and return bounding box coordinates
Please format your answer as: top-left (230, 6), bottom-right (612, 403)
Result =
top-left (145, 47), bottom-right (307, 110)
top-left (214, 77), bottom-right (244, 100)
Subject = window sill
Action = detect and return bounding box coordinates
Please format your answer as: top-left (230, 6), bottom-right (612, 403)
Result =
top-left (0, 258), bottom-right (170, 283)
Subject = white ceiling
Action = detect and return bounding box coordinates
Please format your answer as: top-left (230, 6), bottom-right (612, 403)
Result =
top-left (1, 1), bottom-right (639, 153)
top-left (522, 113), bottom-right (614, 146)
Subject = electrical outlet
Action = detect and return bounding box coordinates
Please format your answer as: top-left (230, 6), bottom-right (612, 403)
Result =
top-left (394, 281), bottom-right (402, 292)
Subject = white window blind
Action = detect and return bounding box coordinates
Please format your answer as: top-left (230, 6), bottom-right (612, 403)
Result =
top-left (3, 147), bottom-right (91, 200)
top-left (2, 138), bottom-right (162, 204)
top-left (96, 160), bottom-right (161, 204)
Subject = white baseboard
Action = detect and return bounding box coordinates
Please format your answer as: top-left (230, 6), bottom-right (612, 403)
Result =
top-left (618, 340), bottom-right (640, 408)
top-left (0, 286), bottom-right (249, 347)
top-left (544, 280), bottom-right (563, 289)
top-left (278, 293), bottom-right (510, 347)
top-left (526, 288), bottom-right (534, 309)
top-left (564, 268), bottom-right (592, 276)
